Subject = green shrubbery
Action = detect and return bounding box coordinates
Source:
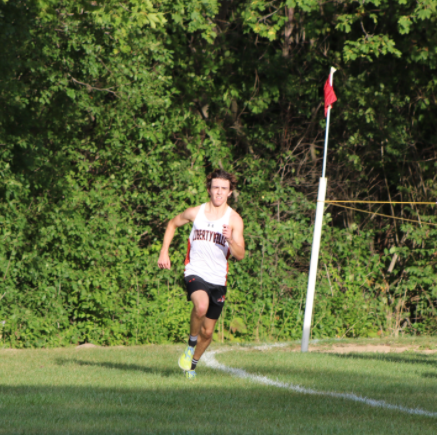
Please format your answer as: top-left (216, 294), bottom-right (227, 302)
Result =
top-left (1, 0), bottom-right (437, 347)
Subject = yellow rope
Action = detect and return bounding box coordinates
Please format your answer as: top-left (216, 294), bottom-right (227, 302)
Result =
top-left (325, 202), bottom-right (437, 227)
top-left (324, 200), bottom-right (436, 205)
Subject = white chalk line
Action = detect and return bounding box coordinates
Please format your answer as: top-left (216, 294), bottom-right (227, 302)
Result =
top-left (202, 344), bottom-right (437, 418)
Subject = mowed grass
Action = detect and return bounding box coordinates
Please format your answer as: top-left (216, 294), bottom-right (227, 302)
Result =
top-left (0, 339), bottom-right (436, 434)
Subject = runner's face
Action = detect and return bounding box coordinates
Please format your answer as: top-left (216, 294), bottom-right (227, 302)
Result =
top-left (208, 178), bottom-right (232, 206)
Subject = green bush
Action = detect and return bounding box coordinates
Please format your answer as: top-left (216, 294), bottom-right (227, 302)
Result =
top-left (1, 0), bottom-right (437, 347)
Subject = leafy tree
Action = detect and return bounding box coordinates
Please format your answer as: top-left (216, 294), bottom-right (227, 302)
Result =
top-left (0, 0), bottom-right (436, 347)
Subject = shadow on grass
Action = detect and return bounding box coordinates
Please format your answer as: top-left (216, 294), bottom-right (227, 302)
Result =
top-left (0, 383), bottom-right (435, 435)
top-left (324, 353), bottom-right (437, 381)
top-left (422, 372), bottom-right (437, 379)
top-left (56, 358), bottom-right (177, 377)
top-left (329, 352), bottom-right (437, 368)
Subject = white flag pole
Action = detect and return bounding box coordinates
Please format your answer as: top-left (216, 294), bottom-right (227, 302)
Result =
top-left (301, 67), bottom-right (336, 353)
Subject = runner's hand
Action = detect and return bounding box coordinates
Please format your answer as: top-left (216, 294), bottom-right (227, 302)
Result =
top-left (223, 224), bottom-right (232, 242)
top-left (158, 251), bottom-right (171, 269)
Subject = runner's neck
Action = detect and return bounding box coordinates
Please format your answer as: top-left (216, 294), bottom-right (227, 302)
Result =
top-left (204, 201), bottom-right (229, 221)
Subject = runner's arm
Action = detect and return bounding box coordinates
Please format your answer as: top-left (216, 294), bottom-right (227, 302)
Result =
top-left (158, 207), bottom-right (198, 269)
top-left (224, 214), bottom-right (245, 261)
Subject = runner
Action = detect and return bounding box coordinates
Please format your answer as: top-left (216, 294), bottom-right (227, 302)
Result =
top-left (157, 169), bottom-right (245, 379)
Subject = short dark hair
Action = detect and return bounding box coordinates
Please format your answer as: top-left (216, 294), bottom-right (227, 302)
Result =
top-left (206, 169), bottom-right (237, 191)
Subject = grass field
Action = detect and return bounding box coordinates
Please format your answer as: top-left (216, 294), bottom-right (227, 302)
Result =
top-left (1, 338), bottom-right (437, 434)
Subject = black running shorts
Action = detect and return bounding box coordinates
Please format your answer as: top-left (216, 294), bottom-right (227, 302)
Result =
top-left (184, 275), bottom-right (227, 320)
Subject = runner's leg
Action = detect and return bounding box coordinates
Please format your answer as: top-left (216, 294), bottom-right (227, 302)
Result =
top-left (190, 290), bottom-right (210, 336)
top-left (178, 289), bottom-right (210, 372)
top-left (193, 317), bottom-right (217, 361)
top-left (193, 288), bottom-right (224, 363)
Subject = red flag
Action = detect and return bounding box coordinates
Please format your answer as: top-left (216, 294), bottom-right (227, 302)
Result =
top-left (324, 74), bottom-right (337, 117)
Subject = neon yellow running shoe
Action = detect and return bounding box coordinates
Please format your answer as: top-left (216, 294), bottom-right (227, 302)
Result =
top-left (185, 370), bottom-right (196, 379)
top-left (178, 346), bottom-right (194, 371)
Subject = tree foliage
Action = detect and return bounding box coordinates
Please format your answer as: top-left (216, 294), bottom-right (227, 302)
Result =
top-left (1, 0), bottom-right (437, 347)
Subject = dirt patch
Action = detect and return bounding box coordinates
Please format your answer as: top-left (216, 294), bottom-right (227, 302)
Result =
top-left (421, 349), bottom-right (437, 354)
top-left (76, 343), bottom-right (99, 349)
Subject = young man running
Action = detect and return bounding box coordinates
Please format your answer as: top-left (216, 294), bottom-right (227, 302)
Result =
top-left (157, 169), bottom-right (245, 379)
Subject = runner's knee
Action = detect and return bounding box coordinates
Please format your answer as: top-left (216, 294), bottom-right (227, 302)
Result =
top-left (194, 303), bottom-right (208, 318)
top-left (201, 325), bottom-right (214, 340)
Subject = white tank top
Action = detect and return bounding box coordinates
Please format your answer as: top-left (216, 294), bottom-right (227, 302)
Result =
top-left (184, 203), bottom-right (233, 286)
